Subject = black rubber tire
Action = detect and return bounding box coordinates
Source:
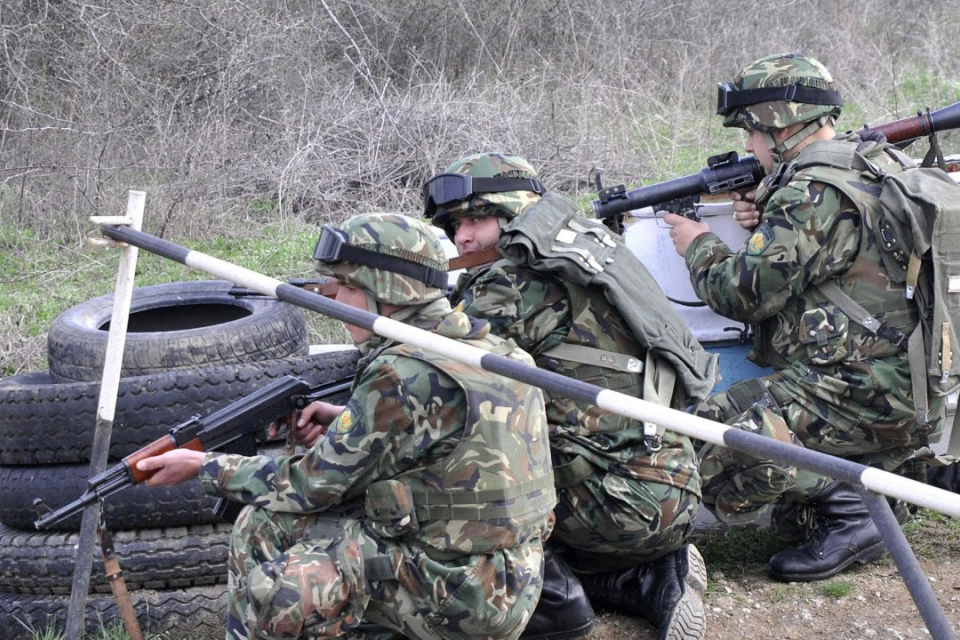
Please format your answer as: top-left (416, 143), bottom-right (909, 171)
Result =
top-left (0, 585), bottom-right (226, 639)
top-left (0, 349), bottom-right (358, 465)
top-left (47, 280), bottom-right (309, 382)
top-left (0, 463), bottom-right (224, 531)
top-left (0, 522), bottom-right (232, 595)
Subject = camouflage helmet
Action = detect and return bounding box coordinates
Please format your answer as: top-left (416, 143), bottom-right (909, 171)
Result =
top-left (313, 213), bottom-right (448, 305)
top-left (425, 152), bottom-right (544, 238)
top-left (717, 53), bottom-right (843, 132)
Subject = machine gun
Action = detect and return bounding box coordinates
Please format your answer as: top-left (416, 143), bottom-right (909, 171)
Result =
top-left (34, 374), bottom-right (353, 530)
top-left (593, 99), bottom-right (960, 228)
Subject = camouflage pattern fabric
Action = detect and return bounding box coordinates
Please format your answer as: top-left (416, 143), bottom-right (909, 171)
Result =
top-left (224, 507), bottom-right (544, 640)
top-left (452, 206), bottom-right (701, 573)
top-left (722, 52), bottom-right (842, 132)
top-left (430, 152), bottom-right (542, 238)
top-left (314, 212), bottom-right (449, 306)
top-left (198, 305), bottom-right (554, 639)
top-left (684, 134), bottom-right (945, 523)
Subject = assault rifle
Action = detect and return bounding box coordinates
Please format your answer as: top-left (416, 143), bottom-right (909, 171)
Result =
top-left (34, 374), bottom-right (353, 530)
top-left (593, 99), bottom-right (960, 226)
top-left (229, 277), bottom-right (340, 299)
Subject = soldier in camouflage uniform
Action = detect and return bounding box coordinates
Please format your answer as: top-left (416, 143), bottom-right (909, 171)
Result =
top-left (136, 213), bottom-right (557, 640)
top-left (665, 53), bottom-right (945, 582)
top-left (424, 153), bottom-right (709, 640)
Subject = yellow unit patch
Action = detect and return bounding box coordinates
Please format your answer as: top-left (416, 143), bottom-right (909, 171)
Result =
top-left (335, 408), bottom-right (354, 434)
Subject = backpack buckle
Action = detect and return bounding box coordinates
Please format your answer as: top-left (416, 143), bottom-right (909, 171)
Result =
top-left (879, 326), bottom-right (907, 347)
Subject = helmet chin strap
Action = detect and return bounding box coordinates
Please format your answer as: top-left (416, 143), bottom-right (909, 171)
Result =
top-left (353, 291), bottom-right (384, 356)
top-left (764, 116), bottom-right (831, 166)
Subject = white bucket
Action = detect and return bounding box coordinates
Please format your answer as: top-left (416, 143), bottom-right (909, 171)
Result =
top-left (623, 202), bottom-right (752, 343)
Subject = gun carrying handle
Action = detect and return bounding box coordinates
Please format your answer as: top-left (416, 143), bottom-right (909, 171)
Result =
top-left (124, 436), bottom-right (205, 484)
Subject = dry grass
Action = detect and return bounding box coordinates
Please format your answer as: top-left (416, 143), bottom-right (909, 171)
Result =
top-left (2, 0), bottom-right (960, 372)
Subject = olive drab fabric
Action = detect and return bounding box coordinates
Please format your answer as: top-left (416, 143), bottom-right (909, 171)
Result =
top-left (779, 134), bottom-right (960, 408)
top-left (451, 192), bottom-right (708, 573)
top-left (686, 133), bottom-right (946, 521)
top-left (497, 192), bottom-right (719, 403)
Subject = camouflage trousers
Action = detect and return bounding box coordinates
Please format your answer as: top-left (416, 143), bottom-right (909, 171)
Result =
top-left (694, 369), bottom-right (944, 530)
top-left (226, 505), bottom-right (545, 640)
top-left (550, 469), bottom-right (700, 573)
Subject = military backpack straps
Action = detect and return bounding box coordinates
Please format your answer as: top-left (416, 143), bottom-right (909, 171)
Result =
top-left (496, 192), bottom-right (719, 405)
top-left (782, 137), bottom-right (960, 433)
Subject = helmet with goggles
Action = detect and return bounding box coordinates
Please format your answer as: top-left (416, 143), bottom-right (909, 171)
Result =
top-left (424, 152), bottom-right (544, 238)
top-left (717, 52), bottom-right (843, 133)
top-left (313, 213), bottom-right (448, 305)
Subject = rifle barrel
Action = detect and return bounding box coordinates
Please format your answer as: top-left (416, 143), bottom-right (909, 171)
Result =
top-left (867, 100), bottom-right (960, 144)
top-left (593, 99), bottom-right (960, 221)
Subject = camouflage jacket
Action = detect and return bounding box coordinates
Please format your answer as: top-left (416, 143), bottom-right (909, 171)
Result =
top-left (685, 134), bottom-right (943, 442)
top-left (198, 307), bottom-right (555, 557)
top-left (686, 133), bottom-right (916, 369)
top-left (452, 248), bottom-right (700, 496)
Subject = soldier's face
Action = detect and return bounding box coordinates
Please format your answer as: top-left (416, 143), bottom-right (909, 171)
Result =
top-left (452, 214), bottom-right (500, 256)
top-left (744, 128), bottom-right (775, 173)
top-left (335, 284), bottom-right (373, 344)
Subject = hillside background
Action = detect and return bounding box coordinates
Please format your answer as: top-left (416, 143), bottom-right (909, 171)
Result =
top-left (2, 0), bottom-right (960, 375)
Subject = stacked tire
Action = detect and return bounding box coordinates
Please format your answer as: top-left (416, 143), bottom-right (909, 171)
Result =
top-left (0, 281), bottom-right (359, 638)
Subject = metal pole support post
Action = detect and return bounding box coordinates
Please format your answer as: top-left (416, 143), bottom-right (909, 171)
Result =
top-left (64, 191), bottom-right (146, 640)
top-left (859, 488), bottom-right (958, 640)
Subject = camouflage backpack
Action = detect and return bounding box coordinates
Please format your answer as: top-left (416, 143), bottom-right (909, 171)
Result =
top-left (783, 138), bottom-right (960, 429)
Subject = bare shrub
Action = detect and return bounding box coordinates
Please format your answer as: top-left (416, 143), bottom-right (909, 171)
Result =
top-left (1, 0), bottom-right (958, 245)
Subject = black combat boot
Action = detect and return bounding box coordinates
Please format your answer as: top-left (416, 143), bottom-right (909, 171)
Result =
top-left (520, 545), bottom-right (595, 640)
top-left (927, 460), bottom-right (960, 493)
top-left (578, 545), bottom-right (706, 640)
top-left (768, 481), bottom-right (886, 582)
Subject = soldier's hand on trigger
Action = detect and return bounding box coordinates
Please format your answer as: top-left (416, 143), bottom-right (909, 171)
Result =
top-left (292, 400), bottom-right (345, 448)
top-left (731, 189), bottom-right (761, 230)
top-left (663, 213), bottom-right (712, 257)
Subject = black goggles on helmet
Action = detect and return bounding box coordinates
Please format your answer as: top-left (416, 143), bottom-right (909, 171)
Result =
top-left (716, 82), bottom-right (843, 116)
top-left (423, 173), bottom-right (544, 218)
top-left (312, 224), bottom-right (447, 289)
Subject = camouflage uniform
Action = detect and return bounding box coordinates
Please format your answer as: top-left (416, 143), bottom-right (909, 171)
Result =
top-left (198, 213), bottom-right (556, 640)
top-left (429, 153), bottom-right (708, 640)
top-left (697, 53), bottom-right (945, 531)
top-left (452, 218), bottom-right (701, 572)
top-left (688, 132), bottom-right (945, 522)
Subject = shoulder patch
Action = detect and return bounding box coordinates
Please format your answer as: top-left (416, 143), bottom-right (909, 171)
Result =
top-left (746, 222), bottom-right (775, 256)
top-left (334, 398), bottom-right (363, 435)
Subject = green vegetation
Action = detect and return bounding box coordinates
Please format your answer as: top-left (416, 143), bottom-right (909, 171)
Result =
top-left (817, 578), bottom-right (857, 599)
top-left (694, 525), bottom-right (784, 582)
top-left (0, 219), bottom-right (349, 377)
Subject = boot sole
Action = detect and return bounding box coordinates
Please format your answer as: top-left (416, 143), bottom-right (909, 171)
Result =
top-left (683, 544), bottom-right (708, 595)
top-left (659, 586), bottom-right (706, 640)
top-left (767, 540), bottom-right (887, 583)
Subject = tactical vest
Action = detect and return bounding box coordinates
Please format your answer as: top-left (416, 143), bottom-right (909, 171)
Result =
top-left (751, 137), bottom-right (918, 368)
top-left (486, 194), bottom-right (708, 492)
top-left (363, 338), bottom-right (556, 558)
top-left (498, 192), bottom-right (719, 403)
